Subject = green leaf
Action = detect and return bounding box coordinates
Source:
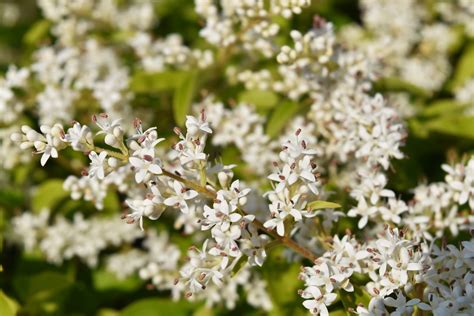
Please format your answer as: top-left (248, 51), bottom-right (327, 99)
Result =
top-left (262, 252), bottom-right (307, 316)
top-left (266, 101), bottom-right (299, 137)
top-left (238, 89), bottom-right (280, 108)
top-left (23, 20), bottom-right (51, 45)
top-left (338, 287), bottom-right (371, 312)
top-left (121, 298), bottom-right (194, 316)
top-left (308, 200), bottom-right (341, 211)
top-left (173, 71), bottom-right (197, 126)
top-left (103, 190), bottom-right (120, 213)
top-left (31, 179), bottom-right (68, 213)
top-left (374, 77), bottom-right (431, 98)
top-left (425, 115), bottom-right (474, 139)
top-left (0, 291), bottom-right (18, 316)
top-left (0, 189), bottom-right (23, 209)
top-left (97, 309), bottom-right (120, 316)
top-left (130, 71), bottom-right (185, 93)
top-left (26, 271), bottom-right (72, 302)
top-left (329, 309), bottom-right (348, 316)
top-left (192, 306), bottom-right (215, 316)
top-left (449, 42), bottom-right (474, 91)
top-left (93, 269), bottom-right (143, 292)
top-left (421, 99), bottom-right (466, 117)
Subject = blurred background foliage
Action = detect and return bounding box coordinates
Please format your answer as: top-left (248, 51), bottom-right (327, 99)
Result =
top-left (0, 0), bottom-right (473, 315)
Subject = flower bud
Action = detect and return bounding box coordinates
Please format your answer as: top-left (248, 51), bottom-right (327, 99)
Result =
top-left (218, 171), bottom-right (229, 188)
top-left (34, 141), bottom-right (45, 151)
top-left (10, 133), bottom-right (22, 142)
top-left (105, 134), bottom-right (117, 146)
top-left (113, 126), bottom-right (123, 138)
top-left (26, 130), bottom-right (40, 141)
top-left (108, 157), bottom-right (118, 168)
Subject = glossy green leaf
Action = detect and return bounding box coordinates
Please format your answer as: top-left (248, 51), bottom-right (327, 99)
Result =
top-left (173, 71), bottom-right (197, 126)
top-left (266, 101), bottom-right (299, 138)
top-left (308, 200), bottom-right (342, 211)
top-left (121, 298), bottom-right (194, 316)
top-left (31, 179), bottom-right (68, 213)
top-left (130, 71), bottom-right (185, 93)
top-left (238, 89), bottom-right (280, 108)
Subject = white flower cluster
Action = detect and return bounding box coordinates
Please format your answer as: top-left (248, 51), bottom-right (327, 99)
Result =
top-left (300, 225), bottom-right (474, 315)
top-left (340, 0), bottom-right (461, 93)
top-left (9, 210), bottom-right (144, 267)
top-left (129, 33), bottom-right (214, 72)
top-left (437, 0), bottom-right (474, 37)
top-left (263, 129), bottom-right (320, 236)
top-left (38, 0), bottom-right (154, 45)
top-left (0, 66), bottom-right (29, 124)
top-left (400, 159), bottom-right (474, 240)
top-left (3, 0), bottom-right (474, 313)
top-left (456, 78), bottom-right (474, 114)
top-left (106, 230), bottom-right (180, 291)
top-left (195, 0), bottom-right (309, 56)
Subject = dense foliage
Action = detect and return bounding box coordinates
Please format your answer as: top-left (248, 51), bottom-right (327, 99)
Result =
top-left (0, 1), bottom-right (473, 315)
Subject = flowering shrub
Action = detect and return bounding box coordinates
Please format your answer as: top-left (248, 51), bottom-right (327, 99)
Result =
top-left (1, 1), bottom-right (473, 315)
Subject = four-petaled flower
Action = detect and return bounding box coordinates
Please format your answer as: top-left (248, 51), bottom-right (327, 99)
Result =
top-left (164, 180), bottom-right (198, 213)
top-left (88, 151), bottom-right (107, 179)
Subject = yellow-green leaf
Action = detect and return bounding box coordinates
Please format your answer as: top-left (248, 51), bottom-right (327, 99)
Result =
top-left (374, 77), bottom-right (431, 98)
top-left (422, 99), bottom-right (466, 117)
top-left (308, 200), bottom-right (341, 211)
top-left (31, 179), bottom-right (68, 213)
top-left (266, 101), bottom-right (299, 137)
top-left (23, 20), bottom-right (51, 45)
top-left (121, 298), bottom-right (193, 316)
top-left (449, 42), bottom-right (474, 91)
top-left (130, 71), bottom-right (185, 93)
top-left (0, 291), bottom-right (18, 316)
top-left (173, 71), bottom-right (197, 126)
top-left (238, 89), bottom-right (279, 108)
top-left (425, 115), bottom-right (474, 139)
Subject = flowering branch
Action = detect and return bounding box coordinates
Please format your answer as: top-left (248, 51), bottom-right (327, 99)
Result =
top-left (162, 168), bottom-right (319, 262)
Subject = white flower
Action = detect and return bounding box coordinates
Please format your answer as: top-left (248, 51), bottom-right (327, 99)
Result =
top-left (348, 197), bottom-right (377, 229)
top-left (17, 124), bottom-right (66, 166)
top-left (185, 113), bottom-right (212, 136)
top-left (305, 262), bottom-right (348, 293)
top-left (280, 134), bottom-right (318, 162)
top-left (202, 194), bottom-right (242, 233)
top-left (383, 292), bottom-right (423, 316)
top-left (129, 154), bottom-right (162, 183)
top-left (88, 151), bottom-right (107, 179)
top-left (63, 122), bottom-right (93, 151)
top-left (164, 180), bottom-right (198, 213)
top-left (93, 113), bottom-right (123, 147)
top-left (263, 211), bottom-right (287, 236)
top-left (126, 198), bottom-right (163, 230)
top-left (219, 180), bottom-right (251, 207)
top-left (268, 164), bottom-right (298, 192)
top-left (177, 142), bottom-right (207, 165)
top-left (301, 286), bottom-right (337, 316)
top-left (211, 225), bottom-right (242, 257)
